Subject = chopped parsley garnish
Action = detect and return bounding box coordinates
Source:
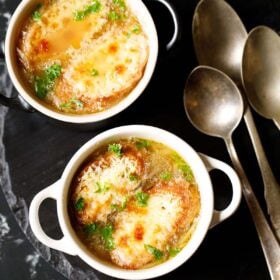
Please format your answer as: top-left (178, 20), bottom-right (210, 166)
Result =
top-left (91, 68), bottom-right (99, 77)
top-left (95, 181), bottom-right (110, 193)
top-left (135, 191), bottom-right (149, 207)
top-left (75, 197), bottom-right (85, 212)
top-left (144, 244), bottom-right (163, 260)
top-left (32, 4), bottom-right (42, 21)
top-left (113, 0), bottom-right (126, 9)
top-left (108, 11), bottom-right (121, 20)
top-left (74, 0), bottom-right (102, 21)
top-left (84, 223), bottom-right (99, 235)
top-left (83, 223), bottom-right (115, 250)
top-left (179, 164), bottom-right (194, 181)
top-left (60, 97), bottom-right (84, 109)
top-left (108, 0), bottom-right (126, 21)
top-left (126, 25), bottom-right (142, 38)
top-left (34, 63), bottom-right (62, 99)
top-left (160, 172), bottom-right (172, 181)
top-left (111, 197), bottom-right (128, 211)
top-left (129, 173), bottom-right (138, 182)
top-left (131, 25), bottom-right (141, 34)
top-left (108, 143), bottom-right (122, 157)
top-left (100, 224), bottom-right (115, 250)
top-left (172, 153), bottom-right (194, 181)
top-left (168, 247), bottom-right (181, 257)
top-left (135, 139), bottom-right (150, 149)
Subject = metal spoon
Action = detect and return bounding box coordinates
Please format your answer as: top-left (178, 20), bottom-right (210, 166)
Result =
top-left (243, 26), bottom-right (280, 129)
top-left (192, 0), bottom-right (280, 241)
top-left (243, 26), bottom-right (280, 240)
top-left (183, 66), bottom-right (280, 280)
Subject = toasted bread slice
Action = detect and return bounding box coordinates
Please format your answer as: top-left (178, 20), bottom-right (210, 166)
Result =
top-left (71, 142), bottom-right (144, 225)
top-left (17, 0), bottom-right (149, 114)
top-left (110, 179), bottom-right (200, 269)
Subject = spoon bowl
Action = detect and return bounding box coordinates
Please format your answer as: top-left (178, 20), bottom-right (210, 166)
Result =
top-left (184, 66), bottom-right (243, 138)
top-left (192, 0), bottom-right (247, 86)
top-left (243, 26), bottom-right (280, 128)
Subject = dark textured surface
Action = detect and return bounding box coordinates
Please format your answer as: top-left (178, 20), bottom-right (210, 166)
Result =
top-left (0, 0), bottom-right (279, 279)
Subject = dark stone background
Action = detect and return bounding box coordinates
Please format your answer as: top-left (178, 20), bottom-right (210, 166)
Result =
top-left (1, 0), bottom-right (279, 279)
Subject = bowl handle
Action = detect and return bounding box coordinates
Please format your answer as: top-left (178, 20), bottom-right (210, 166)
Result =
top-left (199, 153), bottom-right (242, 228)
top-left (29, 180), bottom-right (77, 255)
top-left (148, 0), bottom-right (180, 50)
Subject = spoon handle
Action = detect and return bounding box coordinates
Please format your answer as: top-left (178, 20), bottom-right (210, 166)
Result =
top-left (243, 106), bottom-right (280, 241)
top-left (273, 119), bottom-right (280, 130)
top-left (224, 136), bottom-right (280, 280)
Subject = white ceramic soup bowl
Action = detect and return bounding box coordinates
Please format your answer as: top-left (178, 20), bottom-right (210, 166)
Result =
top-left (4, 0), bottom-right (179, 123)
top-left (29, 125), bottom-right (242, 279)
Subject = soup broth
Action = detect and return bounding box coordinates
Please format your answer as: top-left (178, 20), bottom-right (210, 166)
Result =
top-left (16, 0), bottom-right (149, 114)
top-left (69, 138), bottom-right (201, 269)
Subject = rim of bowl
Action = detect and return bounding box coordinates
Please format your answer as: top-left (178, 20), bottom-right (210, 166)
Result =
top-left (57, 125), bottom-right (214, 279)
top-left (5, 0), bottom-right (158, 124)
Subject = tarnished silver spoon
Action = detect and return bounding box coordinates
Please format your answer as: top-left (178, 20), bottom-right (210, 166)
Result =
top-left (243, 26), bottom-right (280, 129)
top-left (183, 66), bottom-right (280, 280)
top-left (243, 26), bottom-right (280, 240)
top-left (192, 0), bottom-right (280, 242)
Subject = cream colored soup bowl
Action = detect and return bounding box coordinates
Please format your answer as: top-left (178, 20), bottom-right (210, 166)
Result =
top-left (29, 125), bottom-right (242, 279)
top-left (4, 0), bottom-right (179, 123)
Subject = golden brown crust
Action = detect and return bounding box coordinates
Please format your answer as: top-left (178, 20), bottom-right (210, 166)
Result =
top-left (69, 139), bottom-right (201, 270)
top-left (110, 178), bottom-right (200, 269)
top-left (16, 0), bottom-right (149, 114)
top-left (71, 142), bottom-right (145, 225)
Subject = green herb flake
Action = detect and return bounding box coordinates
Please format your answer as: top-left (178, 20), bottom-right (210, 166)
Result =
top-left (168, 247), bottom-right (181, 257)
top-left (110, 204), bottom-right (119, 211)
top-left (32, 4), bottom-right (42, 21)
top-left (135, 139), bottom-right (151, 149)
top-left (135, 191), bottom-right (149, 207)
top-left (113, 0), bottom-right (126, 9)
top-left (34, 76), bottom-right (49, 99)
top-left (172, 152), bottom-right (194, 181)
top-left (179, 164), bottom-right (194, 181)
top-left (108, 143), bottom-right (122, 157)
top-left (95, 182), bottom-right (110, 193)
top-left (60, 97), bottom-right (84, 110)
top-left (100, 224), bottom-right (115, 250)
top-left (74, 0), bottom-right (102, 21)
top-left (75, 197), bottom-right (85, 212)
top-left (33, 10), bottom-right (41, 21)
top-left (111, 197), bottom-right (128, 212)
top-left (72, 98), bottom-right (84, 108)
top-left (91, 68), bottom-right (99, 77)
top-left (144, 244), bottom-right (163, 260)
top-left (84, 223), bottom-right (99, 235)
top-left (46, 64), bottom-right (62, 80)
top-left (132, 25), bottom-right (141, 34)
top-left (129, 174), bottom-right (138, 182)
top-left (59, 101), bottom-right (71, 109)
top-left (108, 11), bottom-right (121, 21)
top-left (160, 172), bottom-right (172, 181)
top-left (34, 63), bottom-right (62, 99)
top-left (74, 11), bottom-right (86, 21)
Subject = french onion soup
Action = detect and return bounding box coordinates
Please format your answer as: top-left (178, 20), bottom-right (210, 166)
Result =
top-left (69, 138), bottom-right (201, 269)
top-left (16, 0), bottom-right (149, 114)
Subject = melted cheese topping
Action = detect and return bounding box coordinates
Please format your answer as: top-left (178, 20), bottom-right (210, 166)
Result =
top-left (17, 0), bottom-right (149, 114)
top-left (73, 150), bottom-right (143, 224)
top-left (70, 139), bottom-right (201, 270)
top-left (111, 179), bottom-right (200, 269)
top-left (111, 191), bottom-right (183, 269)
